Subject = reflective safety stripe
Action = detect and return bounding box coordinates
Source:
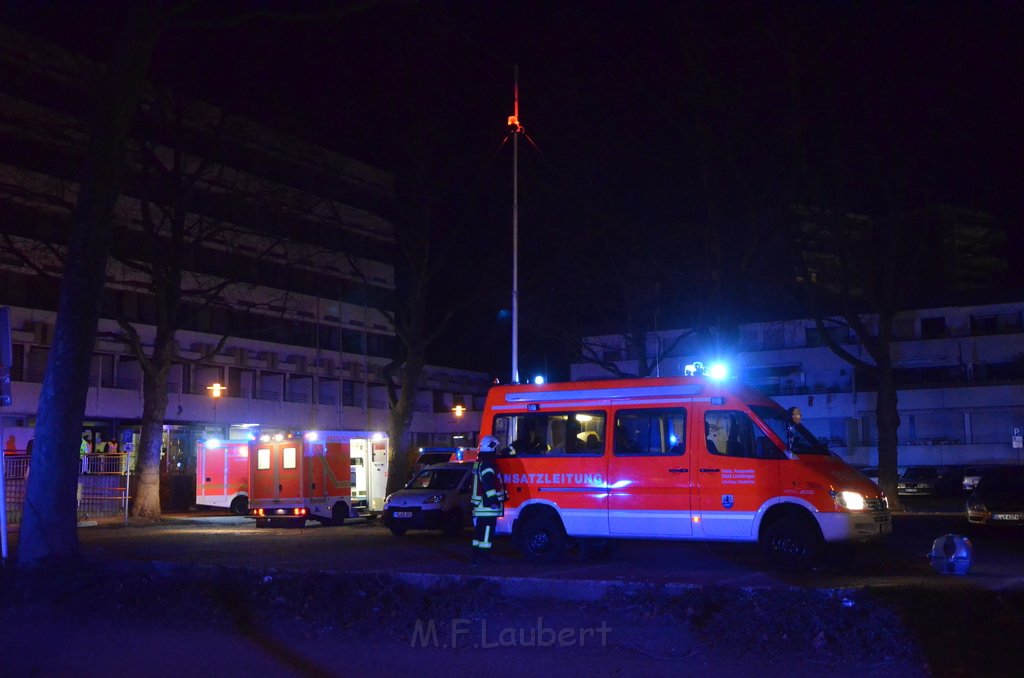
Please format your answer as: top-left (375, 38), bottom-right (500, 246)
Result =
top-left (472, 525), bottom-right (494, 549)
top-left (485, 489), bottom-right (498, 497)
top-left (473, 508), bottom-right (502, 517)
top-left (479, 467), bottom-right (495, 477)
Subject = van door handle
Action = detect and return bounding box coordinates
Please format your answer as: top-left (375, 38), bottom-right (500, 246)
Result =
top-left (668, 468), bottom-right (688, 473)
top-left (700, 468), bottom-right (721, 473)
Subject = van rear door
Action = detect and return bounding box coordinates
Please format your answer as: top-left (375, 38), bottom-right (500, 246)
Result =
top-left (251, 441), bottom-right (301, 503)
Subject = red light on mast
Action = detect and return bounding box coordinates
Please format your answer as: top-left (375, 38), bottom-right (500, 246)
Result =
top-left (507, 73), bottom-right (523, 134)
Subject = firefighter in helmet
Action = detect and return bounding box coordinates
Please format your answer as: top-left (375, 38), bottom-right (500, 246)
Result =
top-left (470, 435), bottom-right (505, 566)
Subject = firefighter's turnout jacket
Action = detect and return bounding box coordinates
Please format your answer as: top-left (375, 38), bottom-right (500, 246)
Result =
top-left (471, 457), bottom-right (504, 517)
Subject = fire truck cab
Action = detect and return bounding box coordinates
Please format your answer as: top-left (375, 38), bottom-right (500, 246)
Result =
top-left (483, 375), bottom-right (891, 569)
top-left (249, 430), bottom-right (388, 527)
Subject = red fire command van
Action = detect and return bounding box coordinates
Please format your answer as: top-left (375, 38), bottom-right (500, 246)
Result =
top-left (248, 430), bottom-right (388, 527)
top-left (482, 375), bottom-right (891, 569)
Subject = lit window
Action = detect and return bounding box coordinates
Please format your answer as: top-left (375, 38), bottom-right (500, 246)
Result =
top-left (283, 447), bottom-right (297, 469)
top-left (257, 448), bottom-right (270, 470)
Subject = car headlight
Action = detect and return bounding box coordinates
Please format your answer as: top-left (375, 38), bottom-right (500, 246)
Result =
top-left (384, 494), bottom-right (394, 506)
top-left (831, 490), bottom-right (866, 511)
top-left (424, 494), bottom-right (446, 505)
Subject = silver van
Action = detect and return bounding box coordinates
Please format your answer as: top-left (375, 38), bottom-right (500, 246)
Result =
top-left (382, 463), bottom-right (474, 536)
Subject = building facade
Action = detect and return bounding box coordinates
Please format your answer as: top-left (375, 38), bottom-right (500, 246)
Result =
top-left (0, 25), bottom-right (487, 511)
top-left (572, 302), bottom-right (1024, 469)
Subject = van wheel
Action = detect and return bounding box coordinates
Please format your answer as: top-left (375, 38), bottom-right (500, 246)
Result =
top-left (517, 512), bottom-right (567, 564)
top-left (330, 502), bottom-right (348, 526)
top-left (761, 517), bottom-right (823, 571)
top-left (229, 496), bottom-right (248, 516)
top-left (442, 509), bottom-right (464, 537)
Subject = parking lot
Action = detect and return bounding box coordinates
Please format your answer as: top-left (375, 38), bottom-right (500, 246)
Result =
top-left (57, 497), bottom-right (1024, 593)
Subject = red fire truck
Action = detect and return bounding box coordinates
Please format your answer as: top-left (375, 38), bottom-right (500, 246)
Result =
top-left (195, 439), bottom-right (250, 515)
top-left (249, 430), bottom-right (388, 527)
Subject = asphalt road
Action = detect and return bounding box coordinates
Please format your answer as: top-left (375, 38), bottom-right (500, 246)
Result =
top-left (64, 497), bottom-right (1024, 593)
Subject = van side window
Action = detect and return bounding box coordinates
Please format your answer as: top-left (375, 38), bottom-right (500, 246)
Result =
top-left (615, 408), bottom-right (687, 456)
top-left (705, 410), bottom-right (786, 460)
top-left (493, 411), bottom-right (606, 457)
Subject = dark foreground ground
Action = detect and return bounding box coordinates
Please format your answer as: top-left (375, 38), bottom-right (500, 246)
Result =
top-left (1, 559), bottom-right (1021, 678)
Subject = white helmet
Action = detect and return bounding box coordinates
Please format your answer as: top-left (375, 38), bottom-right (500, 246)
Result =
top-left (478, 435), bottom-right (501, 455)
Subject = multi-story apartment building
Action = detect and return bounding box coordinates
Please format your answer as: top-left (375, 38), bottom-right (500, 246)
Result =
top-left (572, 301), bottom-right (1024, 469)
top-left (0, 25), bottom-right (486, 508)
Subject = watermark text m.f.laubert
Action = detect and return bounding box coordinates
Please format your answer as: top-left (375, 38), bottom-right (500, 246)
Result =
top-left (411, 617), bottom-right (612, 649)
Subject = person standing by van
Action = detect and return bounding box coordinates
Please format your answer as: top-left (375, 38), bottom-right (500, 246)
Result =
top-left (470, 435), bottom-right (504, 566)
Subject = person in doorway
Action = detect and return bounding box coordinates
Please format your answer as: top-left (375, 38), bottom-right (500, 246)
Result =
top-left (470, 435), bottom-right (505, 567)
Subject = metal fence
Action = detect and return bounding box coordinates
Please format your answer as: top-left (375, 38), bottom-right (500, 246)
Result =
top-left (4, 453), bottom-right (132, 525)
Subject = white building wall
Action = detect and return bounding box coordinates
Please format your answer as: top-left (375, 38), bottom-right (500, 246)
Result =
top-left (572, 301), bottom-right (1024, 468)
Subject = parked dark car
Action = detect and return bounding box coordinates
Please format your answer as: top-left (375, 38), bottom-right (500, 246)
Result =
top-left (898, 465), bottom-right (965, 497)
top-left (967, 466), bottom-right (1024, 525)
top-left (897, 466), bottom-right (941, 496)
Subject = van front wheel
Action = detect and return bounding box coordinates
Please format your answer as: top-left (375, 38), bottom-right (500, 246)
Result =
top-left (761, 517), bottom-right (823, 571)
top-left (516, 512), bottom-right (567, 564)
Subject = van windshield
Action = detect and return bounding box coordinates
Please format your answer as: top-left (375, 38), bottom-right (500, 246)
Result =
top-left (750, 405), bottom-right (833, 456)
top-left (417, 453), bottom-right (452, 467)
top-left (406, 468), bottom-right (466, 490)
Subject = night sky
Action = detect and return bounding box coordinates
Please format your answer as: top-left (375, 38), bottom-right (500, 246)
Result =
top-left (3, 1), bottom-right (1023, 382)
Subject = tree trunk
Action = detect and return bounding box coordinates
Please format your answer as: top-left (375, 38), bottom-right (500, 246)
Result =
top-left (17, 5), bottom-right (166, 568)
top-left (386, 349), bottom-right (425, 496)
top-left (132, 360), bottom-right (172, 520)
top-left (875, 358), bottom-right (903, 511)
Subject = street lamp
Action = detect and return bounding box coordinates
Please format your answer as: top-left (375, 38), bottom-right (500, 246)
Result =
top-left (452, 401), bottom-right (466, 418)
top-left (207, 383), bottom-right (225, 424)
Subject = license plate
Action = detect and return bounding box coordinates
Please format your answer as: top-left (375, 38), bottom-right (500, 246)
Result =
top-left (993, 513), bottom-right (1023, 521)
top-left (393, 511), bottom-right (413, 519)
